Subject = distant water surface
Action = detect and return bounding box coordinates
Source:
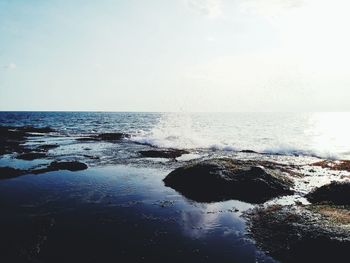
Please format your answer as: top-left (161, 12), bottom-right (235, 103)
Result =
top-left (1, 112), bottom-right (349, 160)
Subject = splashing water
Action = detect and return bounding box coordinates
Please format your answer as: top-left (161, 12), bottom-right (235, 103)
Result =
top-left (130, 112), bottom-right (350, 159)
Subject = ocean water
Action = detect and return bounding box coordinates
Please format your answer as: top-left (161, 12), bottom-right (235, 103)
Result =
top-left (1, 111), bottom-right (350, 160)
top-left (1, 111), bottom-right (349, 262)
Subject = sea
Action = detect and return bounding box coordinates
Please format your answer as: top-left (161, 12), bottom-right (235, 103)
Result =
top-left (1, 111), bottom-right (350, 160)
top-left (0, 111), bottom-right (349, 263)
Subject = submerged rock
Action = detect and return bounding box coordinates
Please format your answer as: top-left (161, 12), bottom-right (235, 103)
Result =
top-left (246, 204), bottom-right (350, 263)
top-left (0, 125), bottom-right (55, 156)
top-left (76, 132), bottom-right (129, 142)
top-left (306, 181), bottom-right (350, 205)
top-left (139, 149), bottom-right (189, 159)
top-left (163, 158), bottom-right (294, 203)
top-left (36, 144), bottom-right (59, 151)
top-left (21, 126), bottom-right (55, 133)
top-left (0, 167), bottom-right (25, 179)
top-left (16, 152), bottom-right (47, 160)
top-left (0, 161), bottom-right (88, 179)
top-left (97, 133), bottom-right (129, 141)
top-left (240, 150), bottom-right (259, 154)
top-left (47, 161), bottom-right (88, 171)
top-left (32, 161), bottom-right (88, 174)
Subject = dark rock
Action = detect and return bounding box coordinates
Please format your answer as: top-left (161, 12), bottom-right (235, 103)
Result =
top-left (97, 133), bottom-right (129, 141)
top-left (0, 125), bottom-right (55, 156)
top-left (76, 137), bottom-right (96, 142)
top-left (32, 161), bottom-right (88, 174)
top-left (163, 158), bottom-right (294, 203)
top-left (16, 152), bottom-right (47, 160)
top-left (21, 126), bottom-right (55, 133)
top-left (47, 161), bottom-right (88, 171)
top-left (311, 160), bottom-right (350, 172)
top-left (0, 167), bottom-right (25, 179)
top-left (76, 132), bottom-right (129, 142)
top-left (36, 144), bottom-right (59, 151)
top-left (306, 181), bottom-right (350, 205)
top-left (240, 150), bottom-right (259, 154)
top-left (139, 149), bottom-right (189, 159)
top-left (246, 205), bottom-right (350, 263)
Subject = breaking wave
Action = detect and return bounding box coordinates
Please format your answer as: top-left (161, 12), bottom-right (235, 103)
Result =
top-left (129, 112), bottom-right (350, 160)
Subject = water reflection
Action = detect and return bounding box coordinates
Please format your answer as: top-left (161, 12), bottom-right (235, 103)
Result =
top-left (0, 165), bottom-right (273, 262)
top-left (180, 201), bottom-right (250, 239)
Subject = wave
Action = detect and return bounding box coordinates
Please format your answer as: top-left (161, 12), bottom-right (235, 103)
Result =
top-left (129, 134), bottom-right (344, 160)
top-left (127, 113), bottom-right (349, 160)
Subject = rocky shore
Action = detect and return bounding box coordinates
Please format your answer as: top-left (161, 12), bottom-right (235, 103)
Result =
top-left (1, 124), bottom-right (350, 262)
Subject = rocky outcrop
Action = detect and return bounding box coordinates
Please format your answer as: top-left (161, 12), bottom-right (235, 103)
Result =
top-left (0, 125), bottom-right (55, 156)
top-left (306, 181), bottom-right (350, 205)
top-left (311, 160), bottom-right (350, 172)
top-left (0, 167), bottom-right (25, 179)
top-left (76, 133), bottom-right (129, 142)
top-left (246, 204), bottom-right (350, 263)
top-left (139, 149), bottom-right (189, 159)
top-left (16, 152), bottom-right (47, 160)
top-left (32, 161), bottom-right (88, 174)
top-left (163, 158), bottom-right (294, 203)
top-left (36, 144), bottom-right (59, 151)
top-left (0, 161), bottom-right (88, 179)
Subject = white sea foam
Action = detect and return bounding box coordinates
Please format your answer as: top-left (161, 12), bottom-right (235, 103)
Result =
top-left (128, 112), bottom-right (350, 160)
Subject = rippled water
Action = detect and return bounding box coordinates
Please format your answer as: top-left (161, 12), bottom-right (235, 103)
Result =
top-left (1, 112), bottom-right (349, 262)
top-left (1, 112), bottom-right (350, 159)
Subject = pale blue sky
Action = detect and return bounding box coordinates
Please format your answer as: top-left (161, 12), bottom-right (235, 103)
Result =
top-left (1, 0), bottom-right (349, 111)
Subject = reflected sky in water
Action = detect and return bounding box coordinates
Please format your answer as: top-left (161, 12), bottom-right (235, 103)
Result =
top-left (0, 165), bottom-right (274, 263)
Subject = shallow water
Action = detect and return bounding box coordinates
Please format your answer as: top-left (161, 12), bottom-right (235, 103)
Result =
top-left (0, 166), bottom-right (277, 262)
top-left (1, 112), bottom-right (349, 262)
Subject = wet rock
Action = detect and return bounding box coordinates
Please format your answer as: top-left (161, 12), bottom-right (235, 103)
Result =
top-left (16, 152), bottom-right (47, 160)
top-left (46, 161), bottom-right (88, 171)
top-left (246, 204), bottom-right (350, 263)
top-left (163, 158), bottom-right (294, 203)
top-left (97, 133), bottom-right (129, 141)
top-left (76, 132), bottom-right (129, 142)
top-left (311, 160), bottom-right (350, 172)
top-left (0, 167), bottom-right (25, 179)
top-left (0, 126), bottom-right (26, 155)
top-left (36, 144), bottom-right (59, 151)
top-left (32, 161), bottom-right (88, 174)
top-left (306, 181), bottom-right (350, 205)
top-left (0, 126), bottom-right (55, 156)
top-left (21, 126), bottom-right (55, 133)
top-left (240, 150), bottom-right (259, 154)
top-left (139, 149), bottom-right (189, 159)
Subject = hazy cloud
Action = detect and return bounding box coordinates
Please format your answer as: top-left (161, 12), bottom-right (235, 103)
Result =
top-left (185, 0), bottom-right (223, 18)
top-left (240, 0), bottom-right (303, 16)
top-left (3, 63), bottom-right (16, 70)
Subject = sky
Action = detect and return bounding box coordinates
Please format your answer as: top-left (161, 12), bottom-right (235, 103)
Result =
top-left (0, 0), bottom-right (350, 112)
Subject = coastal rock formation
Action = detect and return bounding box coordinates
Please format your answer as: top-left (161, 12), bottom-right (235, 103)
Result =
top-left (139, 149), bottom-right (189, 159)
top-left (76, 132), bottom-right (129, 142)
top-left (32, 161), bottom-right (88, 174)
top-left (16, 152), bottom-right (47, 160)
top-left (0, 167), bottom-right (25, 179)
top-left (311, 160), bottom-right (350, 172)
top-left (246, 204), bottom-right (350, 263)
top-left (0, 125), bottom-right (55, 156)
top-left (36, 144), bottom-right (59, 151)
top-left (163, 158), bottom-right (294, 203)
top-left (0, 161), bottom-right (88, 179)
top-left (306, 181), bottom-right (350, 205)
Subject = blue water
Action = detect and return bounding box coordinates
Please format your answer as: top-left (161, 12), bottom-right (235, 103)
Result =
top-left (1, 111), bottom-right (349, 262)
top-left (1, 111), bottom-right (349, 159)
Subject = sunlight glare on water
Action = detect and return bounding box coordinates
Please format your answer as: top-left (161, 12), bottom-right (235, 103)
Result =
top-left (131, 112), bottom-right (350, 160)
